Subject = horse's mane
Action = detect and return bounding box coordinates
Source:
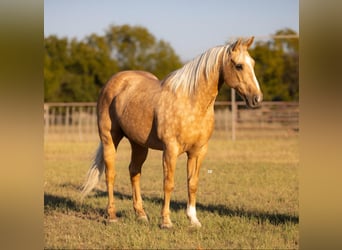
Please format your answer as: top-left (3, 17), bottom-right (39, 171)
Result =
top-left (161, 44), bottom-right (231, 95)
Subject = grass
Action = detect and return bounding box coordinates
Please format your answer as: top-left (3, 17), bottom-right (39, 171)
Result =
top-left (44, 131), bottom-right (299, 249)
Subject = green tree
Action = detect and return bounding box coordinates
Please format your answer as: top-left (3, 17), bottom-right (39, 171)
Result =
top-left (250, 28), bottom-right (299, 101)
top-left (44, 35), bottom-right (118, 102)
top-left (146, 40), bottom-right (183, 79)
top-left (44, 36), bottom-right (69, 101)
top-left (251, 41), bottom-right (289, 101)
top-left (105, 24), bottom-right (182, 79)
top-left (86, 34), bottom-right (118, 86)
top-left (63, 38), bottom-right (118, 101)
top-left (273, 28), bottom-right (299, 100)
top-left (44, 24), bottom-right (183, 102)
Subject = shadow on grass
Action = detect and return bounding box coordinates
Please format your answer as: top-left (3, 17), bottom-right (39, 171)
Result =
top-left (45, 188), bottom-right (298, 226)
top-left (44, 193), bottom-right (107, 221)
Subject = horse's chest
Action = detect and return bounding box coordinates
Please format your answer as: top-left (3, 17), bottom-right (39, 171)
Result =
top-left (158, 108), bottom-right (214, 145)
top-left (183, 111), bottom-right (213, 130)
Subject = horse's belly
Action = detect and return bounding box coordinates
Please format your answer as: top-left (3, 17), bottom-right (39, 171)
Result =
top-left (111, 77), bottom-right (164, 150)
top-left (118, 103), bottom-right (164, 150)
top-left (121, 120), bottom-right (164, 150)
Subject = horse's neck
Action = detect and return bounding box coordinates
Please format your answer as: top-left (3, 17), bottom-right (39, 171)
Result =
top-left (192, 61), bottom-right (223, 110)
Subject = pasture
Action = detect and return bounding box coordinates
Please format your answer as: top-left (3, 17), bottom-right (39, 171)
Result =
top-left (44, 131), bottom-right (298, 249)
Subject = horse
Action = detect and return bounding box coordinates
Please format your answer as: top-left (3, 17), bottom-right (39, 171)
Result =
top-left (81, 37), bottom-right (262, 228)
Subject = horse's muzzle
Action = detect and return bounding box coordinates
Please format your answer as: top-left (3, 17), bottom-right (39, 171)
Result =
top-left (247, 94), bottom-right (263, 108)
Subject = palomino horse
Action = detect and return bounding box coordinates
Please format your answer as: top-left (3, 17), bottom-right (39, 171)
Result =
top-left (82, 37), bottom-right (262, 228)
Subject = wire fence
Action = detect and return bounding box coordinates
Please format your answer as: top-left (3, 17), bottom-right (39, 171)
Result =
top-left (44, 101), bottom-right (299, 142)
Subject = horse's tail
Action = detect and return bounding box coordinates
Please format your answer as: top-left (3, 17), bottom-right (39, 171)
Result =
top-left (81, 142), bottom-right (104, 199)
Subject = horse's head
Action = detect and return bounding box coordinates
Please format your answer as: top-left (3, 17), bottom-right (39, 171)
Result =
top-left (223, 37), bottom-right (263, 108)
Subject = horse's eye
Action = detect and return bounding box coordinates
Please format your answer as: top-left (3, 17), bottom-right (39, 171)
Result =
top-left (235, 64), bottom-right (243, 71)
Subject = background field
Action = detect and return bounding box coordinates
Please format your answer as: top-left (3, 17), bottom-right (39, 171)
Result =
top-left (44, 131), bottom-right (299, 249)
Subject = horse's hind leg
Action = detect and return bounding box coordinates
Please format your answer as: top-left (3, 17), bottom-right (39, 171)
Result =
top-left (128, 140), bottom-right (149, 221)
top-left (101, 130), bottom-right (123, 222)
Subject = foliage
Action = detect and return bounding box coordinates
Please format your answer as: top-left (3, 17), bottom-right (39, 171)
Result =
top-left (44, 35), bottom-right (118, 102)
top-left (44, 24), bottom-right (182, 102)
top-left (105, 25), bottom-right (182, 79)
top-left (250, 28), bottom-right (299, 101)
top-left (44, 25), bottom-right (298, 102)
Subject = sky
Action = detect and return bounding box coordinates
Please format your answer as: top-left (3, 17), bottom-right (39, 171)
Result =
top-left (44, 0), bottom-right (299, 61)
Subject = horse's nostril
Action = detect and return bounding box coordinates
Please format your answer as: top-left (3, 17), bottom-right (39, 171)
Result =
top-left (253, 96), bottom-right (259, 104)
top-left (252, 95), bottom-right (262, 106)
top-left (254, 95), bottom-right (262, 104)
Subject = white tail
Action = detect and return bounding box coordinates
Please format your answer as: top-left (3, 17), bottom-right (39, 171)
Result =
top-left (81, 142), bottom-right (105, 199)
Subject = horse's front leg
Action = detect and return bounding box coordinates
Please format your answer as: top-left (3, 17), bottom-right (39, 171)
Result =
top-left (160, 147), bottom-right (178, 229)
top-left (186, 144), bottom-right (208, 227)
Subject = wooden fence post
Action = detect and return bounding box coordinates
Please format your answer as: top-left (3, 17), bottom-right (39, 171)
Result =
top-left (44, 103), bottom-right (49, 136)
top-left (231, 89), bottom-right (236, 141)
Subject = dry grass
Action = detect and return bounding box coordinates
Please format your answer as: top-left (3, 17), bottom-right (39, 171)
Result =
top-left (44, 130), bottom-right (299, 249)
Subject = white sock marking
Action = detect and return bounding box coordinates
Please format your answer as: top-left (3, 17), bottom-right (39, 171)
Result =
top-left (187, 205), bottom-right (196, 217)
top-left (187, 205), bottom-right (199, 222)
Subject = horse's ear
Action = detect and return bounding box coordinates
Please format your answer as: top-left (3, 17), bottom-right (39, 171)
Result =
top-left (245, 36), bottom-right (254, 48)
top-left (231, 38), bottom-right (242, 52)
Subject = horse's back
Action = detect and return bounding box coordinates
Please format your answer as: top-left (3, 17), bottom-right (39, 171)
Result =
top-left (100, 70), bottom-right (158, 97)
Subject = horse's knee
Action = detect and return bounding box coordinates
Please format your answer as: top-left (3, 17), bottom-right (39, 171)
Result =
top-left (164, 179), bottom-right (175, 193)
top-left (189, 184), bottom-right (197, 194)
top-left (188, 179), bottom-right (198, 194)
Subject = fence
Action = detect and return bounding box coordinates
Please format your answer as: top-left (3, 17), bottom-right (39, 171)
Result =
top-left (44, 101), bottom-right (299, 141)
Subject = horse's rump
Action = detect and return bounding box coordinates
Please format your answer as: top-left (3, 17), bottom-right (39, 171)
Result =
top-left (98, 70), bottom-right (163, 149)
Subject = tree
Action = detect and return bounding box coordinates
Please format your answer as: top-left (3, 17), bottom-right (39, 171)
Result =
top-left (273, 29), bottom-right (299, 100)
top-left (145, 39), bottom-right (183, 79)
top-left (250, 28), bottom-right (299, 101)
top-left (44, 36), bottom-right (69, 101)
top-left (105, 24), bottom-right (182, 79)
top-left (44, 26), bottom-right (298, 102)
top-left (44, 35), bottom-right (118, 102)
top-left (44, 24), bottom-right (183, 102)
top-left (250, 41), bottom-right (289, 101)
top-left (86, 34), bottom-right (119, 86)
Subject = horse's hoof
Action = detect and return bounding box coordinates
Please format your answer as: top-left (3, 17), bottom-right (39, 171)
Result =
top-left (108, 217), bottom-right (119, 223)
top-left (190, 221), bottom-right (202, 228)
top-left (137, 215), bottom-right (149, 223)
top-left (160, 222), bottom-right (173, 229)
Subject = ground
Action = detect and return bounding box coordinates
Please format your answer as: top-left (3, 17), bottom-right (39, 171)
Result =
top-left (44, 131), bottom-right (299, 249)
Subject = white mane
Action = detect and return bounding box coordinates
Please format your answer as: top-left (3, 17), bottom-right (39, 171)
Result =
top-left (162, 44), bottom-right (231, 95)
